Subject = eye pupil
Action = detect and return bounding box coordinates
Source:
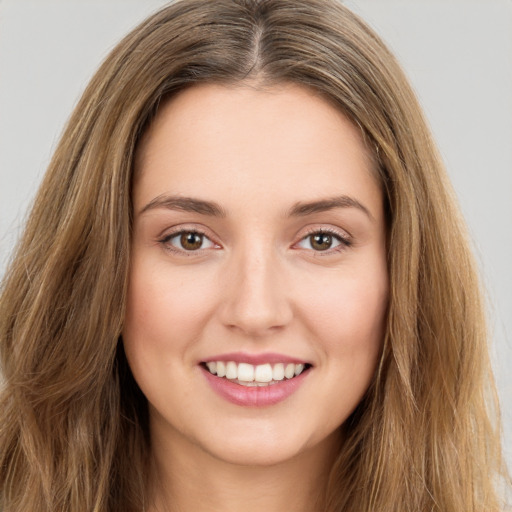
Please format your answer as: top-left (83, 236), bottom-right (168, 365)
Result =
top-left (311, 233), bottom-right (332, 251)
top-left (180, 232), bottom-right (203, 250)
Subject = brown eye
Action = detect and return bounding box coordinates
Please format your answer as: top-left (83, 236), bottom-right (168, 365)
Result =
top-left (296, 230), bottom-right (348, 253)
top-left (163, 230), bottom-right (216, 252)
top-left (310, 233), bottom-right (333, 251)
top-left (180, 232), bottom-right (204, 250)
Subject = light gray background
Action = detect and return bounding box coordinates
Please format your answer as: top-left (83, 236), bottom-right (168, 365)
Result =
top-left (1, 0), bottom-right (511, 470)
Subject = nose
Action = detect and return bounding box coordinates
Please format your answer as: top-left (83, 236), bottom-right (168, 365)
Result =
top-left (218, 246), bottom-right (293, 337)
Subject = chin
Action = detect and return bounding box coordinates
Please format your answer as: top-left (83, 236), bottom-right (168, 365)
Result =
top-left (195, 422), bottom-right (338, 469)
top-left (206, 440), bottom-right (307, 467)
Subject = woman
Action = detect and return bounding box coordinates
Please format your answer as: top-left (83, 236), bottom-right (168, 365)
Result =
top-left (0, 0), bottom-right (508, 511)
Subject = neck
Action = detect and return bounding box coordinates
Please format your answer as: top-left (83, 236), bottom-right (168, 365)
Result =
top-left (147, 424), bottom-right (341, 512)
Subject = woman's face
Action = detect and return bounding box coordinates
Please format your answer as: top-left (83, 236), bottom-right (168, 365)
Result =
top-left (123, 83), bottom-right (388, 467)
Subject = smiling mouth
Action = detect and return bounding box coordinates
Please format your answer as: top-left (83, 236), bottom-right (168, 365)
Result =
top-left (201, 361), bottom-right (312, 387)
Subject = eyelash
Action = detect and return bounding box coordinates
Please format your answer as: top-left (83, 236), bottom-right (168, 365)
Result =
top-left (158, 227), bottom-right (352, 255)
top-left (159, 228), bottom-right (216, 255)
top-left (296, 227), bottom-right (352, 255)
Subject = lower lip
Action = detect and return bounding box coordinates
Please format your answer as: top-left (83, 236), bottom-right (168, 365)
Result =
top-left (201, 366), bottom-right (310, 407)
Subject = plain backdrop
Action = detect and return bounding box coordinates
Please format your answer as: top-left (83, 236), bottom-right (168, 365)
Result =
top-left (1, 0), bottom-right (511, 469)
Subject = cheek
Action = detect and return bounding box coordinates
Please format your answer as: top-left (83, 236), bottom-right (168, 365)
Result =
top-left (308, 272), bottom-right (387, 415)
top-left (122, 258), bottom-right (220, 363)
top-left (296, 258), bottom-right (388, 398)
top-left (300, 268), bottom-right (388, 346)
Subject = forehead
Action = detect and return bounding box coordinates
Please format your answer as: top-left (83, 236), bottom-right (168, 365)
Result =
top-left (133, 83), bottom-right (381, 218)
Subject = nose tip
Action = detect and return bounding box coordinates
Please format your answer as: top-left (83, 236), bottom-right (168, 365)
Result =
top-left (219, 255), bottom-right (292, 336)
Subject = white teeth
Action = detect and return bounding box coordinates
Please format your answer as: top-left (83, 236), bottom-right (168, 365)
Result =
top-left (226, 361), bottom-right (237, 379)
top-left (216, 361), bottom-right (226, 378)
top-left (238, 380), bottom-right (280, 387)
top-left (237, 362), bottom-right (255, 382)
top-left (254, 363), bottom-right (273, 382)
top-left (284, 363), bottom-right (295, 379)
top-left (272, 363), bottom-right (285, 381)
top-left (204, 361), bottom-right (308, 383)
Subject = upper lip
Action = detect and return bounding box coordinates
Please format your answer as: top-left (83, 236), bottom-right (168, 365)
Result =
top-left (201, 352), bottom-right (310, 366)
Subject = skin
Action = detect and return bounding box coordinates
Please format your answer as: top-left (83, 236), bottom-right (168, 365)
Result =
top-left (123, 83), bottom-right (389, 512)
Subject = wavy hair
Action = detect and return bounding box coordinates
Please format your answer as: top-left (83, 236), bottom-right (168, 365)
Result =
top-left (0, 0), bottom-right (507, 510)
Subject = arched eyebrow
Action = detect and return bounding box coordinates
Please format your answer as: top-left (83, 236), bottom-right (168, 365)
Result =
top-left (139, 195), bottom-right (226, 217)
top-left (288, 195), bottom-right (374, 221)
top-left (139, 194), bottom-right (373, 221)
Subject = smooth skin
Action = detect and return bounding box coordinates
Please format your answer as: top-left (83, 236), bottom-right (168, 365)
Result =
top-left (123, 83), bottom-right (389, 512)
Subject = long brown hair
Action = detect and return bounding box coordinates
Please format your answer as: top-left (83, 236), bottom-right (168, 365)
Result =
top-left (0, 1), bottom-right (507, 510)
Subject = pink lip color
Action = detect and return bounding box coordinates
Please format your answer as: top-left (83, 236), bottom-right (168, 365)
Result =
top-left (201, 365), bottom-right (310, 407)
top-left (202, 352), bottom-right (308, 365)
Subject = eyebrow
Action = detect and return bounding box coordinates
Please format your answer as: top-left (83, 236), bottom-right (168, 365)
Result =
top-left (288, 195), bottom-right (374, 221)
top-left (139, 195), bottom-right (226, 217)
top-left (139, 193), bottom-right (373, 221)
